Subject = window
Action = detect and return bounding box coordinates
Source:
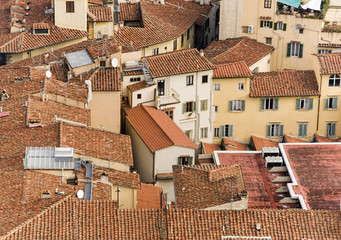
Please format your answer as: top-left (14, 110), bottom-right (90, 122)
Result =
top-left (66, 1), bottom-right (74, 13)
top-left (200, 99), bottom-right (208, 111)
top-left (214, 105), bottom-right (218, 112)
top-left (264, 0), bottom-right (271, 8)
top-left (329, 74), bottom-right (340, 87)
top-left (265, 37), bottom-right (272, 45)
top-left (267, 124), bottom-right (284, 137)
top-left (318, 49), bottom-right (332, 54)
top-left (298, 123), bottom-right (308, 137)
top-left (214, 83), bottom-right (220, 91)
top-left (100, 60), bottom-right (106, 67)
top-left (299, 28), bottom-right (304, 34)
top-left (130, 77), bottom-right (141, 82)
top-left (229, 100), bottom-right (245, 112)
top-left (287, 42), bottom-right (303, 58)
top-left (260, 21), bottom-right (272, 28)
top-left (184, 130), bottom-right (192, 139)
top-left (238, 83), bottom-right (244, 90)
top-left (181, 34), bottom-right (184, 47)
top-left (201, 128), bottom-right (208, 138)
top-left (137, 94), bottom-right (141, 99)
top-left (274, 21), bottom-right (286, 31)
top-left (221, 125), bottom-right (233, 137)
top-left (164, 110), bottom-right (174, 120)
top-left (252, 67), bottom-right (259, 73)
top-left (327, 123), bottom-right (336, 137)
top-left (202, 75), bottom-right (208, 84)
top-left (187, 28), bottom-right (190, 40)
top-left (178, 155), bottom-right (193, 165)
top-left (157, 80), bottom-right (165, 96)
top-left (296, 98), bottom-right (313, 110)
top-left (183, 101), bottom-right (195, 113)
top-left (34, 29), bottom-right (49, 35)
top-left (214, 127), bottom-right (220, 137)
top-left (152, 48), bottom-right (159, 55)
top-left (325, 97), bottom-right (338, 110)
top-left (173, 40), bottom-right (177, 51)
top-left (186, 75), bottom-right (194, 86)
top-left (260, 98), bottom-right (278, 110)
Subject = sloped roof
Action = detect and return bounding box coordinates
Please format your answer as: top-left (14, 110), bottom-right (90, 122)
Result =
top-left (204, 37), bottom-right (274, 66)
top-left (316, 52), bottom-right (341, 74)
top-left (65, 49), bottom-right (94, 68)
top-left (88, 5), bottom-right (112, 22)
top-left (222, 138), bottom-right (248, 151)
top-left (116, 0), bottom-right (198, 48)
top-left (283, 134), bottom-right (309, 143)
top-left (250, 135), bottom-right (279, 151)
top-left (137, 183), bottom-right (163, 209)
top-left (143, 49), bottom-right (214, 78)
top-left (250, 70), bottom-right (320, 97)
top-left (173, 164), bottom-right (245, 209)
top-left (213, 61), bottom-right (253, 78)
top-left (202, 142), bottom-right (220, 154)
top-left (86, 67), bottom-right (121, 91)
top-left (126, 104), bottom-right (197, 152)
top-left (119, 2), bottom-right (141, 21)
top-left (314, 133), bottom-right (333, 142)
top-left (0, 23), bottom-right (88, 53)
top-left (127, 80), bottom-right (154, 92)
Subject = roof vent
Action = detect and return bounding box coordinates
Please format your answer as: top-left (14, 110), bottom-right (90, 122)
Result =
top-left (0, 90), bottom-right (9, 101)
top-left (255, 223), bottom-right (261, 231)
top-left (42, 190), bottom-right (51, 199)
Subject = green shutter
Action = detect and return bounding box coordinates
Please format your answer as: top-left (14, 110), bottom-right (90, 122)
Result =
top-left (287, 43), bottom-right (291, 57)
top-left (269, 21), bottom-right (273, 28)
top-left (308, 98), bottom-right (313, 110)
top-left (221, 125), bottom-right (225, 137)
top-left (325, 99), bottom-right (329, 109)
top-left (318, 49), bottom-right (321, 54)
top-left (193, 102), bottom-right (196, 111)
top-left (274, 98), bottom-right (279, 110)
top-left (178, 157), bottom-right (182, 165)
top-left (283, 23), bottom-right (287, 31)
top-left (333, 98), bottom-right (338, 109)
top-left (298, 124), bottom-right (303, 137)
top-left (274, 22), bottom-right (277, 30)
top-left (260, 21), bottom-right (264, 28)
top-left (241, 100), bottom-right (245, 111)
top-left (228, 125), bottom-right (233, 137)
top-left (331, 123), bottom-right (336, 136)
top-left (304, 124), bottom-right (308, 137)
top-left (260, 99), bottom-right (265, 111)
top-left (183, 103), bottom-right (186, 113)
top-left (229, 101), bottom-right (232, 112)
top-left (296, 98), bottom-right (300, 110)
top-left (266, 125), bottom-right (271, 137)
top-left (279, 125), bottom-right (284, 137)
top-left (299, 44), bottom-right (303, 58)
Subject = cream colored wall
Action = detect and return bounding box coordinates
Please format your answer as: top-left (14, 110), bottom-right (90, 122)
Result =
top-left (112, 185), bottom-right (137, 209)
top-left (249, 53), bottom-right (271, 72)
top-left (121, 50), bottom-right (143, 63)
top-left (88, 21), bottom-right (114, 39)
top-left (219, 0), bottom-right (243, 39)
top-left (320, 32), bottom-right (341, 48)
top-left (157, 179), bottom-right (174, 204)
top-left (88, 91), bottom-right (120, 133)
top-left (33, 92), bottom-right (86, 109)
top-left (54, 0), bottom-right (88, 31)
top-left (122, 74), bottom-right (145, 96)
top-left (213, 77), bottom-right (319, 143)
top-left (130, 85), bottom-right (156, 108)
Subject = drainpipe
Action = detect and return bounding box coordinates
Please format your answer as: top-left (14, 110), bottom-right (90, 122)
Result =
top-left (195, 69), bottom-right (199, 145)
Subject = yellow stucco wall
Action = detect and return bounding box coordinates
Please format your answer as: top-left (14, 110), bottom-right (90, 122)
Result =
top-left (112, 185), bottom-right (137, 209)
top-left (213, 77), bottom-right (319, 143)
top-left (88, 21), bottom-right (114, 39)
top-left (54, 0), bottom-right (88, 31)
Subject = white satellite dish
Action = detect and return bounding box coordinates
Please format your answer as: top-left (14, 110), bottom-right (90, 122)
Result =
top-left (76, 190), bottom-right (84, 199)
top-left (45, 70), bottom-right (52, 78)
top-left (111, 58), bottom-right (118, 68)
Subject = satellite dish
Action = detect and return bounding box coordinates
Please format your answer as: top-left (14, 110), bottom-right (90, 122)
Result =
top-left (76, 190), bottom-right (84, 199)
top-left (111, 58), bottom-right (118, 68)
top-left (45, 70), bottom-right (52, 78)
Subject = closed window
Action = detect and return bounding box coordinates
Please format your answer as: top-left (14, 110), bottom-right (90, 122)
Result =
top-left (214, 83), bottom-right (220, 91)
top-left (173, 40), bottom-right (177, 51)
top-left (178, 156), bottom-right (193, 165)
top-left (34, 29), bottom-right (49, 35)
top-left (274, 21), bottom-right (286, 31)
top-left (100, 60), bottom-right (106, 67)
top-left (184, 130), bottom-right (192, 139)
top-left (214, 127), bottom-right (220, 137)
top-left (66, 1), bottom-right (74, 13)
top-left (201, 128), bottom-right (208, 138)
top-left (296, 98), bottom-right (313, 110)
top-left (221, 125), bottom-right (233, 137)
top-left (325, 97), bottom-right (338, 110)
top-left (238, 83), bottom-right (244, 90)
top-left (260, 98), bottom-right (278, 110)
top-left (229, 100), bottom-right (245, 112)
top-left (287, 42), bottom-right (303, 58)
top-left (327, 123), bottom-right (336, 137)
top-left (265, 37), bottom-right (272, 45)
top-left (264, 0), bottom-right (271, 8)
top-left (200, 99), bottom-right (208, 111)
top-left (157, 80), bottom-right (165, 96)
top-left (130, 77), bottom-right (141, 82)
top-left (318, 49), bottom-right (332, 54)
top-left (152, 48), bottom-right (159, 55)
top-left (329, 74), bottom-right (340, 87)
top-left (214, 105), bottom-right (218, 112)
top-left (298, 123), bottom-right (308, 137)
top-left (267, 124), bottom-right (284, 137)
top-left (164, 110), bottom-right (174, 120)
top-left (186, 75), bottom-right (194, 86)
top-left (202, 75), bottom-right (208, 83)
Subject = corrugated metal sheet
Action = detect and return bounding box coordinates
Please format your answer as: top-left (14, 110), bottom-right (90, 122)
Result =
top-left (65, 50), bottom-right (93, 68)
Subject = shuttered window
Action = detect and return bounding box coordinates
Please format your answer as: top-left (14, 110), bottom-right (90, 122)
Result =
top-left (325, 97), bottom-right (338, 110)
top-left (221, 125), bottom-right (233, 137)
top-left (296, 98), bottom-right (313, 110)
top-left (229, 100), bottom-right (245, 112)
top-left (267, 124), bottom-right (284, 137)
top-left (327, 123), bottom-right (336, 137)
top-left (287, 42), bottom-right (303, 58)
top-left (66, 1), bottom-right (74, 13)
top-left (298, 123), bottom-right (308, 137)
top-left (260, 98), bottom-right (278, 110)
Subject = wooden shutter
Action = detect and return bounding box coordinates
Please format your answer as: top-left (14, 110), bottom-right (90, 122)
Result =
top-left (331, 123), bottom-right (336, 136)
top-left (283, 23), bottom-right (287, 31)
top-left (182, 103), bottom-right (186, 113)
top-left (332, 98), bottom-right (338, 109)
top-left (325, 99), bottom-right (329, 109)
top-left (228, 125), bottom-right (233, 137)
top-left (260, 99), bottom-right (265, 111)
top-left (274, 22), bottom-right (277, 30)
top-left (274, 98), bottom-right (279, 110)
top-left (299, 44), bottom-right (303, 58)
top-left (260, 21), bottom-right (264, 27)
top-left (298, 124), bottom-right (303, 137)
top-left (266, 125), bottom-right (271, 137)
top-left (269, 21), bottom-right (273, 28)
top-left (287, 43), bottom-right (291, 57)
top-left (193, 102), bottom-right (196, 112)
top-left (279, 125), bottom-right (284, 137)
top-left (296, 98), bottom-right (300, 110)
top-left (221, 125), bottom-right (225, 137)
top-left (188, 157), bottom-right (193, 165)
top-left (229, 101), bottom-right (232, 112)
top-left (308, 98), bottom-right (313, 110)
top-left (241, 100), bottom-right (245, 111)
top-left (303, 124), bottom-right (308, 137)
top-left (177, 157), bottom-right (182, 165)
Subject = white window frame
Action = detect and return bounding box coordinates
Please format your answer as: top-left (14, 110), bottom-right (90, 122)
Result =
top-left (264, 98), bottom-right (274, 110)
top-left (290, 42), bottom-right (300, 57)
top-left (221, 125), bottom-right (233, 137)
top-left (269, 124), bottom-right (282, 137)
top-left (232, 100), bottom-right (242, 111)
top-left (152, 48), bottom-right (159, 55)
top-left (238, 83), bottom-right (244, 90)
top-left (327, 122), bottom-right (336, 137)
top-left (328, 74), bottom-right (340, 87)
top-left (214, 128), bottom-right (219, 137)
top-left (263, 21), bottom-right (271, 28)
top-left (186, 75), bottom-right (194, 86)
top-left (200, 128), bottom-right (208, 138)
top-left (299, 98), bottom-right (309, 110)
top-left (214, 83), bottom-right (220, 91)
top-left (277, 21), bottom-right (283, 30)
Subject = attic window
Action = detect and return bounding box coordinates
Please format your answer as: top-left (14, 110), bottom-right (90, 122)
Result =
top-left (34, 29), bottom-right (49, 35)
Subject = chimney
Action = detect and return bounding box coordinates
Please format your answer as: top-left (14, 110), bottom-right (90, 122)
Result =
top-left (255, 223), bottom-right (261, 231)
top-left (200, 49), bottom-right (204, 57)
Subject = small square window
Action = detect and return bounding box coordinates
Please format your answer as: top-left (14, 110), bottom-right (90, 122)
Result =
top-left (266, 37), bottom-right (272, 45)
top-left (299, 28), bottom-right (304, 34)
top-left (329, 74), bottom-right (340, 87)
top-left (137, 94), bottom-right (141, 99)
top-left (202, 75), bottom-right (208, 83)
top-left (66, 1), bottom-right (74, 13)
top-left (264, 0), bottom-right (271, 8)
top-left (152, 48), bottom-right (159, 55)
top-left (238, 83), bottom-right (244, 90)
top-left (100, 61), bottom-right (106, 67)
top-left (186, 75), bottom-right (194, 86)
top-left (164, 110), bottom-right (174, 120)
top-left (214, 83), bottom-right (220, 91)
top-left (130, 77), bottom-right (141, 82)
top-left (214, 106), bottom-right (218, 112)
top-left (214, 127), bottom-right (220, 137)
top-left (201, 128), bottom-right (208, 138)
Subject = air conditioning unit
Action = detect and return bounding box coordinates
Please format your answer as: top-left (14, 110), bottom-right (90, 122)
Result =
top-left (248, 25), bottom-right (254, 33)
top-left (262, 147), bottom-right (279, 158)
top-left (265, 156), bottom-right (283, 168)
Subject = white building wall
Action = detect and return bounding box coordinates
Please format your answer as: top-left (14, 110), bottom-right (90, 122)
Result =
top-left (122, 74), bottom-right (145, 96)
top-left (130, 85), bottom-right (156, 108)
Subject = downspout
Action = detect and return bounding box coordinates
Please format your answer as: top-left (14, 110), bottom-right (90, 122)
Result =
top-left (195, 69), bottom-right (199, 145)
top-left (316, 74), bottom-right (323, 132)
top-left (152, 153), bottom-right (155, 185)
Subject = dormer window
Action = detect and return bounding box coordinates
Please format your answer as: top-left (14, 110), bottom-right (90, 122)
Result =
top-left (33, 23), bottom-right (50, 35)
top-left (34, 29), bottom-right (49, 34)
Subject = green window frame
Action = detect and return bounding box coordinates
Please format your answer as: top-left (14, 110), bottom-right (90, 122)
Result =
top-left (298, 123), bottom-right (308, 137)
top-left (296, 98), bottom-right (313, 110)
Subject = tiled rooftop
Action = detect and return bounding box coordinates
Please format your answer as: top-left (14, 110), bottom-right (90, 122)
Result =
top-left (88, 6), bottom-right (112, 22)
top-left (126, 104), bottom-right (197, 152)
top-left (119, 2), bottom-right (141, 22)
top-left (250, 70), bottom-right (320, 97)
top-left (86, 67), bottom-right (121, 91)
top-left (143, 49), bottom-right (214, 78)
top-left (173, 164), bottom-right (245, 209)
top-left (202, 142), bottom-right (220, 154)
top-left (127, 80), bottom-right (154, 92)
top-left (250, 135), bottom-right (279, 151)
top-left (222, 138), bottom-right (248, 151)
top-left (137, 183), bottom-right (163, 209)
top-left (204, 37), bottom-right (274, 66)
top-left (316, 52), bottom-right (341, 74)
top-left (283, 134), bottom-right (309, 143)
top-left (213, 61), bottom-right (253, 79)
top-left (281, 143), bottom-right (341, 210)
top-left (314, 133), bottom-right (334, 142)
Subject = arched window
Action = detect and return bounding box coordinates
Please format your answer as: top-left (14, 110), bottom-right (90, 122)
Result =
top-left (328, 74), bottom-right (340, 87)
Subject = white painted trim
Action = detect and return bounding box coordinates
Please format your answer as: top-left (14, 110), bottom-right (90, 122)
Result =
top-left (222, 236), bottom-right (272, 240)
top-left (213, 150), bottom-right (262, 166)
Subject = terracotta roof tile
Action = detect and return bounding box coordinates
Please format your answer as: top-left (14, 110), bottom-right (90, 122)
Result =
top-left (283, 134), bottom-right (309, 143)
top-left (119, 2), bottom-right (141, 22)
top-left (123, 69), bottom-right (144, 76)
top-left (88, 0), bottom-right (103, 4)
top-left (92, 167), bottom-right (140, 188)
top-left (316, 52), bottom-right (341, 74)
top-left (137, 183), bottom-right (163, 209)
top-left (250, 135), bottom-right (279, 151)
top-left (127, 80), bottom-right (154, 92)
top-left (86, 41), bottom-right (120, 58)
top-left (116, 0), bottom-right (198, 48)
top-left (0, 23), bottom-right (88, 53)
top-left (213, 61), bottom-right (253, 78)
top-left (143, 49), bottom-right (214, 78)
top-left (222, 138), bottom-right (248, 151)
top-left (204, 37), bottom-right (274, 66)
top-left (314, 133), bottom-right (333, 142)
top-left (202, 142), bottom-right (220, 154)
top-left (126, 105), bottom-right (197, 152)
top-left (88, 5), bottom-right (113, 22)
top-left (250, 70), bottom-right (320, 97)
top-left (86, 67), bottom-right (121, 91)
top-left (173, 164), bottom-right (245, 209)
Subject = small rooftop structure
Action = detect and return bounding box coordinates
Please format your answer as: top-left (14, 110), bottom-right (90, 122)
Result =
top-left (65, 50), bottom-right (94, 68)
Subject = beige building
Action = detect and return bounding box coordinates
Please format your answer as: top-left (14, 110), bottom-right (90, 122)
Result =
top-left (213, 62), bottom-right (320, 143)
